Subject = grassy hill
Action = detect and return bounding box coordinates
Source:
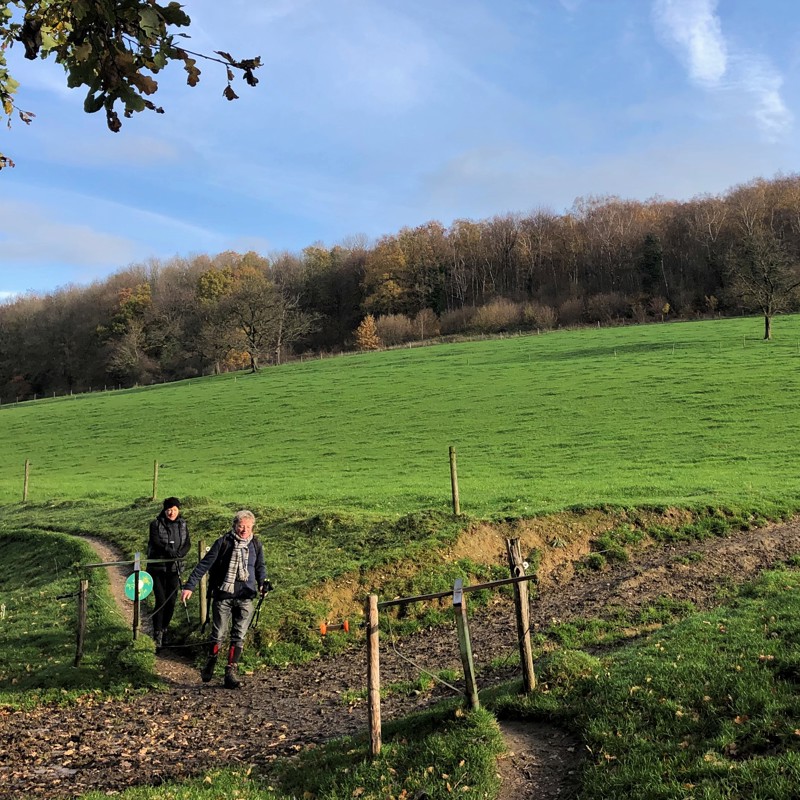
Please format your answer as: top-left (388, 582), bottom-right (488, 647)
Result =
top-left (2, 314), bottom-right (800, 517)
top-left (4, 315), bottom-right (800, 799)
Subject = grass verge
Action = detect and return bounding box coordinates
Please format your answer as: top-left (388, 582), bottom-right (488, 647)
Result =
top-left (493, 565), bottom-right (800, 798)
top-left (0, 530), bottom-right (156, 709)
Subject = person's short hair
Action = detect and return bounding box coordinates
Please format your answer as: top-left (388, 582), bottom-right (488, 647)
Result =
top-left (233, 509), bottom-right (255, 526)
top-left (163, 496), bottom-right (181, 510)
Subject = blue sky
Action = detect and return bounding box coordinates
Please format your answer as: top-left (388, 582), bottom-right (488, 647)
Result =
top-left (2, 0), bottom-right (799, 298)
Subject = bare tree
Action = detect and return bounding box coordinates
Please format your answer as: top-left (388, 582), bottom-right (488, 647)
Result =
top-left (726, 229), bottom-right (800, 340)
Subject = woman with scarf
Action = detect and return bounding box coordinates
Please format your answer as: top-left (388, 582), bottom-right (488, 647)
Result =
top-left (181, 509), bottom-right (268, 688)
top-left (147, 496), bottom-right (191, 651)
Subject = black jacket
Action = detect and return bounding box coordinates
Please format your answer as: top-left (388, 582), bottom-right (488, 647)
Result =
top-left (147, 513), bottom-right (191, 574)
top-left (183, 531), bottom-right (267, 600)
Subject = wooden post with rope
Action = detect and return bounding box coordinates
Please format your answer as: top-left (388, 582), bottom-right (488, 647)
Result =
top-left (75, 579), bottom-right (88, 667)
top-left (506, 538), bottom-right (536, 693)
top-left (453, 578), bottom-right (479, 709)
top-left (366, 593), bottom-right (382, 757)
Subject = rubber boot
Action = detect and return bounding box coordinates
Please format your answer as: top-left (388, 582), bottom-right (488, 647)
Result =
top-left (224, 644), bottom-right (243, 689)
top-left (201, 643), bottom-right (220, 683)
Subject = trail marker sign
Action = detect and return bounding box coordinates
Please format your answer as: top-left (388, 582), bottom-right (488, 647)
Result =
top-left (125, 570), bottom-right (153, 601)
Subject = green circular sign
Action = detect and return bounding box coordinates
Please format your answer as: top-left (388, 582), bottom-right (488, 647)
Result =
top-left (124, 571), bottom-right (154, 601)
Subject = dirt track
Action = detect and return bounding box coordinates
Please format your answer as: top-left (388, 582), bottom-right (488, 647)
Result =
top-left (2, 520), bottom-right (800, 799)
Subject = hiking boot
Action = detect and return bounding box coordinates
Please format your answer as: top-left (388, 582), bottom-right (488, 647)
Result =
top-left (224, 664), bottom-right (241, 689)
top-left (200, 656), bottom-right (217, 683)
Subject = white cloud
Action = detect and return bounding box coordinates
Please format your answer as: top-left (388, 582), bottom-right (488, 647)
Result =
top-left (0, 201), bottom-right (136, 266)
top-left (732, 53), bottom-right (792, 141)
top-left (653, 0), bottom-right (727, 86)
top-left (652, 0), bottom-right (791, 140)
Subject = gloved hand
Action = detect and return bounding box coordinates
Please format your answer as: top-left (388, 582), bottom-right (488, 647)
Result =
top-left (260, 580), bottom-right (274, 595)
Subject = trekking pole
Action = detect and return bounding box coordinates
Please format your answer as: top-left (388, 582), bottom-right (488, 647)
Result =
top-left (251, 580), bottom-right (274, 629)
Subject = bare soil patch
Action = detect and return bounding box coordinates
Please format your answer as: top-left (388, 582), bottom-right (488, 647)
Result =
top-left (496, 721), bottom-right (581, 800)
top-left (2, 519), bottom-right (800, 799)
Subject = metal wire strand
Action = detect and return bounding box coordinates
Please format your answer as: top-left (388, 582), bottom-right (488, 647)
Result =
top-left (385, 611), bottom-right (463, 696)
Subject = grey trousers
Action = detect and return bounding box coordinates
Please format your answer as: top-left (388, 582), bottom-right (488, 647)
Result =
top-left (210, 597), bottom-right (255, 648)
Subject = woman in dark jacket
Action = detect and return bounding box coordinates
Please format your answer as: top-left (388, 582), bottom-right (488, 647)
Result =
top-left (147, 496), bottom-right (191, 650)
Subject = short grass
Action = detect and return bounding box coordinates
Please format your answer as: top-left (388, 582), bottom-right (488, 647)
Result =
top-left (4, 314), bottom-right (800, 795)
top-left (0, 530), bottom-right (156, 708)
top-left (0, 501), bottom-right (480, 671)
top-left (494, 565), bottom-right (800, 799)
top-left (1, 315), bottom-right (800, 517)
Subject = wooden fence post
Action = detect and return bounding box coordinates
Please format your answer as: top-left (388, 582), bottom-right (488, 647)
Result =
top-left (506, 538), bottom-right (536, 693)
top-left (198, 540), bottom-right (209, 627)
top-left (22, 459), bottom-right (30, 502)
top-left (75, 579), bottom-right (88, 667)
top-left (151, 460), bottom-right (159, 502)
top-left (453, 578), bottom-right (479, 709)
top-left (366, 593), bottom-right (382, 757)
top-left (449, 446), bottom-right (460, 516)
top-left (132, 552), bottom-right (141, 640)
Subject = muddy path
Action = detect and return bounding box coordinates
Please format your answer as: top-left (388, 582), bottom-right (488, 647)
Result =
top-left (2, 520), bottom-right (800, 799)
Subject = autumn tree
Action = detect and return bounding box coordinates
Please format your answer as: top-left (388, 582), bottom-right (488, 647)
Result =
top-left (354, 314), bottom-right (381, 351)
top-left (219, 257), bottom-right (316, 372)
top-left (98, 282), bottom-right (157, 383)
top-left (724, 178), bottom-right (800, 339)
top-left (0, 0), bottom-right (260, 167)
top-left (184, 265), bottom-right (237, 374)
top-left (362, 236), bottom-right (407, 315)
top-left (296, 243), bottom-right (365, 349)
top-left (517, 210), bottom-right (559, 302)
top-left (146, 257), bottom-right (205, 377)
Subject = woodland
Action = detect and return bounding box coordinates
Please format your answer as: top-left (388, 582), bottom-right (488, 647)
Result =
top-left (2, 172), bottom-right (800, 403)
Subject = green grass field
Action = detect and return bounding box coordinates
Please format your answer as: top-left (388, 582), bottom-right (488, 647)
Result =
top-left (4, 314), bottom-right (800, 799)
top-left (2, 314), bottom-right (800, 518)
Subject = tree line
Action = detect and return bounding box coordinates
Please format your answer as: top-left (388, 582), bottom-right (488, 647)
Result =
top-left (2, 173), bottom-right (800, 402)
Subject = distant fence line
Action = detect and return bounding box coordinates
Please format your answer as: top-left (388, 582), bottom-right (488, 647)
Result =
top-left (14, 446), bottom-right (465, 515)
top-left (3, 323), bottom-right (799, 410)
